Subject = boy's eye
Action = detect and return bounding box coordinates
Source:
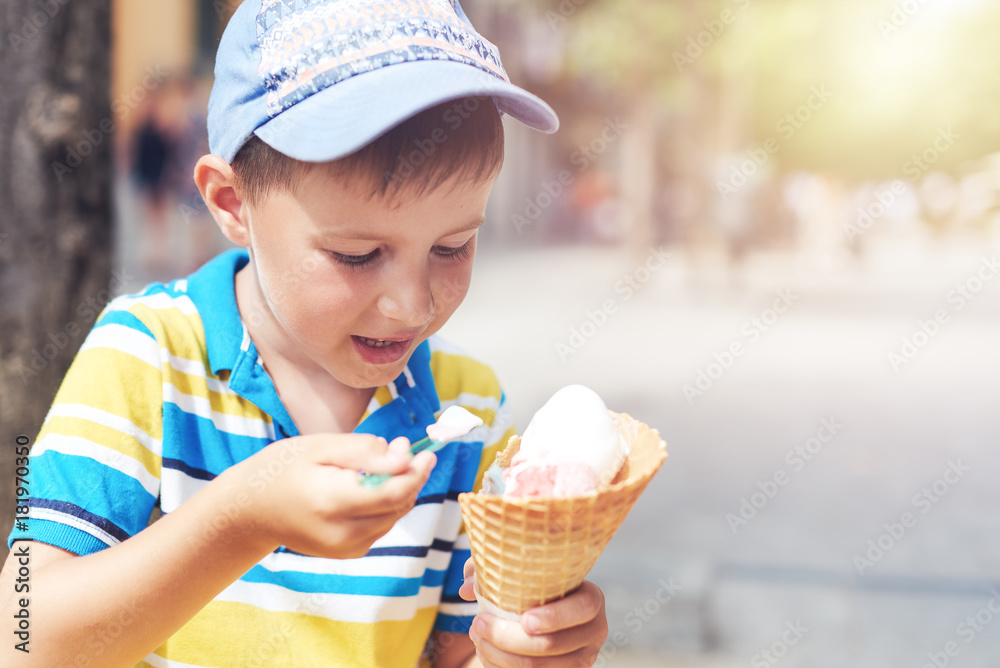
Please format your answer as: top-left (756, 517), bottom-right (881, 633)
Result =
top-left (330, 249), bottom-right (381, 270)
top-left (433, 239), bottom-right (473, 262)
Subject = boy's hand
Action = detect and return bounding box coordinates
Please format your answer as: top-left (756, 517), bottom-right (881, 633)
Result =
top-left (458, 558), bottom-right (609, 667)
top-left (224, 433), bottom-right (436, 559)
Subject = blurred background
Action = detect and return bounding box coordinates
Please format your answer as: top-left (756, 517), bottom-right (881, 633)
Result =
top-left (2, 0), bottom-right (999, 665)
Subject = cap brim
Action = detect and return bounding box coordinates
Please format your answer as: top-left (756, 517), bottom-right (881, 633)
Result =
top-left (254, 60), bottom-right (559, 163)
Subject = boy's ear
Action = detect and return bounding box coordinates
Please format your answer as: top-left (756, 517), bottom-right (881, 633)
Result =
top-left (194, 155), bottom-right (251, 247)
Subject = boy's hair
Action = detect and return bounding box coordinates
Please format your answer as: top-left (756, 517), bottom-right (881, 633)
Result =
top-left (231, 96), bottom-right (504, 207)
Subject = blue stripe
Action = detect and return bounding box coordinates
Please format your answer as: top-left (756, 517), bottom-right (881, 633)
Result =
top-left (162, 402), bottom-right (271, 476)
top-left (29, 498), bottom-right (131, 543)
top-left (422, 567), bottom-right (446, 588)
top-left (95, 309), bottom-right (155, 338)
top-left (430, 538), bottom-right (453, 552)
top-left (415, 493), bottom-right (446, 507)
top-left (27, 450), bottom-right (156, 539)
top-left (162, 457), bottom-right (215, 481)
top-left (7, 518), bottom-right (110, 555)
top-left (242, 565), bottom-right (424, 597)
top-left (442, 547), bottom-right (471, 594)
top-left (366, 545), bottom-right (429, 558)
top-left (434, 612), bottom-right (475, 634)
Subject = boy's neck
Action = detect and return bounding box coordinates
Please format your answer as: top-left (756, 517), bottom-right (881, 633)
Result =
top-left (233, 260), bottom-right (376, 434)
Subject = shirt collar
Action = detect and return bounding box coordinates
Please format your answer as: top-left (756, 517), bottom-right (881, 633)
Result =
top-left (186, 249), bottom-right (441, 440)
top-left (185, 248), bottom-right (249, 377)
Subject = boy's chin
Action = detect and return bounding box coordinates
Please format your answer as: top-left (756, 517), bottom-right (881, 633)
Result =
top-left (339, 358), bottom-right (411, 390)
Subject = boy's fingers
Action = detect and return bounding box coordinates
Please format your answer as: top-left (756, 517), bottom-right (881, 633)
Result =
top-left (350, 451), bottom-right (436, 517)
top-left (311, 434), bottom-right (412, 474)
top-left (387, 436), bottom-right (411, 455)
top-left (521, 581), bottom-right (605, 634)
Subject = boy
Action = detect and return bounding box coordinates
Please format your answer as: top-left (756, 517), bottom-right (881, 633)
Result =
top-left (1, 1), bottom-right (609, 666)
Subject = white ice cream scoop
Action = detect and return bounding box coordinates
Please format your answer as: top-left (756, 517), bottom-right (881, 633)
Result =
top-left (504, 385), bottom-right (627, 497)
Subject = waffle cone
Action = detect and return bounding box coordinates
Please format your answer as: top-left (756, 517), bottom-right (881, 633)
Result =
top-left (457, 411), bottom-right (667, 614)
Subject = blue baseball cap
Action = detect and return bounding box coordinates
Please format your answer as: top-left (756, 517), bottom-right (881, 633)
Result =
top-left (208, 0), bottom-right (560, 164)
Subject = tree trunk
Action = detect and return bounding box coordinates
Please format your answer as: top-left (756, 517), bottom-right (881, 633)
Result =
top-left (0, 0), bottom-right (112, 563)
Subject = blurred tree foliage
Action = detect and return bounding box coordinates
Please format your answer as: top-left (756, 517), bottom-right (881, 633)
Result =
top-left (533, 0), bottom-right (1000, 180)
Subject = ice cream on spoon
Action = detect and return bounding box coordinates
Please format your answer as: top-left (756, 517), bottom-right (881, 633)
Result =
top-left (359, 406), bottom-right (483, 487)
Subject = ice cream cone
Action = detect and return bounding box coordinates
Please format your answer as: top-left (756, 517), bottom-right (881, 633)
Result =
top-left (457, 411), bottom-right (667, 615)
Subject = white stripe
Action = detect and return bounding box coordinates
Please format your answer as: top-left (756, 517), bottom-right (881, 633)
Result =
top-left (172, 278), bottom-right (188, 293)
top-left (373, 500), bottom-right (464, 547)
top-left (159, 468), bottom-right (211, 514)
top-left (30, 507), bottom-right (120, 547)
top-left (439, 601), bottom-right (479, 617)
top-left (426, 335), bottom-right (469, 357)
top-left (109, 291), bottom-right (198, 315)
top-left (260, 539), bottom-right (453, 579)
top-left (45, 403), bottom-right (162, 456)
top-left (35, 434), bottom-right (159, 498)
top-left (141, 652), bottom-right (210, 668)
top-left (80, 324), bottom-right (161, 370)
top-left (402, 366), bottom-right (416, 387)
top-left (163, 383), bottom-right (275, 440)
top-left (165, 352), bottom-right (237, 397)
top-left (215, 579), bottom-right (444, 624)
top-left (387, 381), bottom-right (399, 400)
top-left (439, 392), bottom-right (501, 414)
top-left (453, 533), bottom-right (470, 551)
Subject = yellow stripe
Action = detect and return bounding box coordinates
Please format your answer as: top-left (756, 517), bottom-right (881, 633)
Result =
top-left (429, 351), bottom-right (502, 413)
top-left (51, 347), bottom-right (163, 440)
top-left (168, 368), bottom-right (270, 421)
top-left (42, 416), bottom-right (161, 479)
top-left (130, 302), bottom-right (209, 367)
top-left (373, 385), bottom-right (394, 407)
top-left (152, 600), bottom-right (436, 667)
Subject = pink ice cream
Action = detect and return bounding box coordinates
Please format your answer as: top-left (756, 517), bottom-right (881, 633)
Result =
top-left (502, 385), bottom-right (627, 498)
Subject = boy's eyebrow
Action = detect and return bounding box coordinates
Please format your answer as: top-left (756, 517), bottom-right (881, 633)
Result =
top-left (322, 216), bottom-right (486, 241)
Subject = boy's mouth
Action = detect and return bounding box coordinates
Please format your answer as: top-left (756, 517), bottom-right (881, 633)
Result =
top-left (351, 335), bottom-right (415, 365)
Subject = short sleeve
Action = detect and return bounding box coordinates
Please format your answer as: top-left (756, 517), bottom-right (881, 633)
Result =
top-left (7, 299), bottom-right (164, 555)
top-left (433, 393), bottom-right (515, 634)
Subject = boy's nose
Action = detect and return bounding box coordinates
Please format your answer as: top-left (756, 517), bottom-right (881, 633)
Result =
top-left (376, 271), bottom-right (434, 329)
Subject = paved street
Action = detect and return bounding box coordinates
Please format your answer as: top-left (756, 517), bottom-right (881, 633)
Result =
top-left (438, 234), bottom-right (1000, 667)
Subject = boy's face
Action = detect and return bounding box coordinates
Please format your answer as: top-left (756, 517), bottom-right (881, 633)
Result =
top-left (242, 168), bottom-right (493, 389)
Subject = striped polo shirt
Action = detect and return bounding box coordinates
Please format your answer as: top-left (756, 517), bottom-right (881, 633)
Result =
top-left (11, 249), bottom-right (513, 667)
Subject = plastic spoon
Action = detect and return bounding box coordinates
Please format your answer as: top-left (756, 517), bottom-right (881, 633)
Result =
top-left (359, 406), bottom-right (484, 487)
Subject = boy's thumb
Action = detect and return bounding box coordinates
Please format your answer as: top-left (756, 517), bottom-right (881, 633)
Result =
top-left (316, 434), bottom-right (412, 474)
